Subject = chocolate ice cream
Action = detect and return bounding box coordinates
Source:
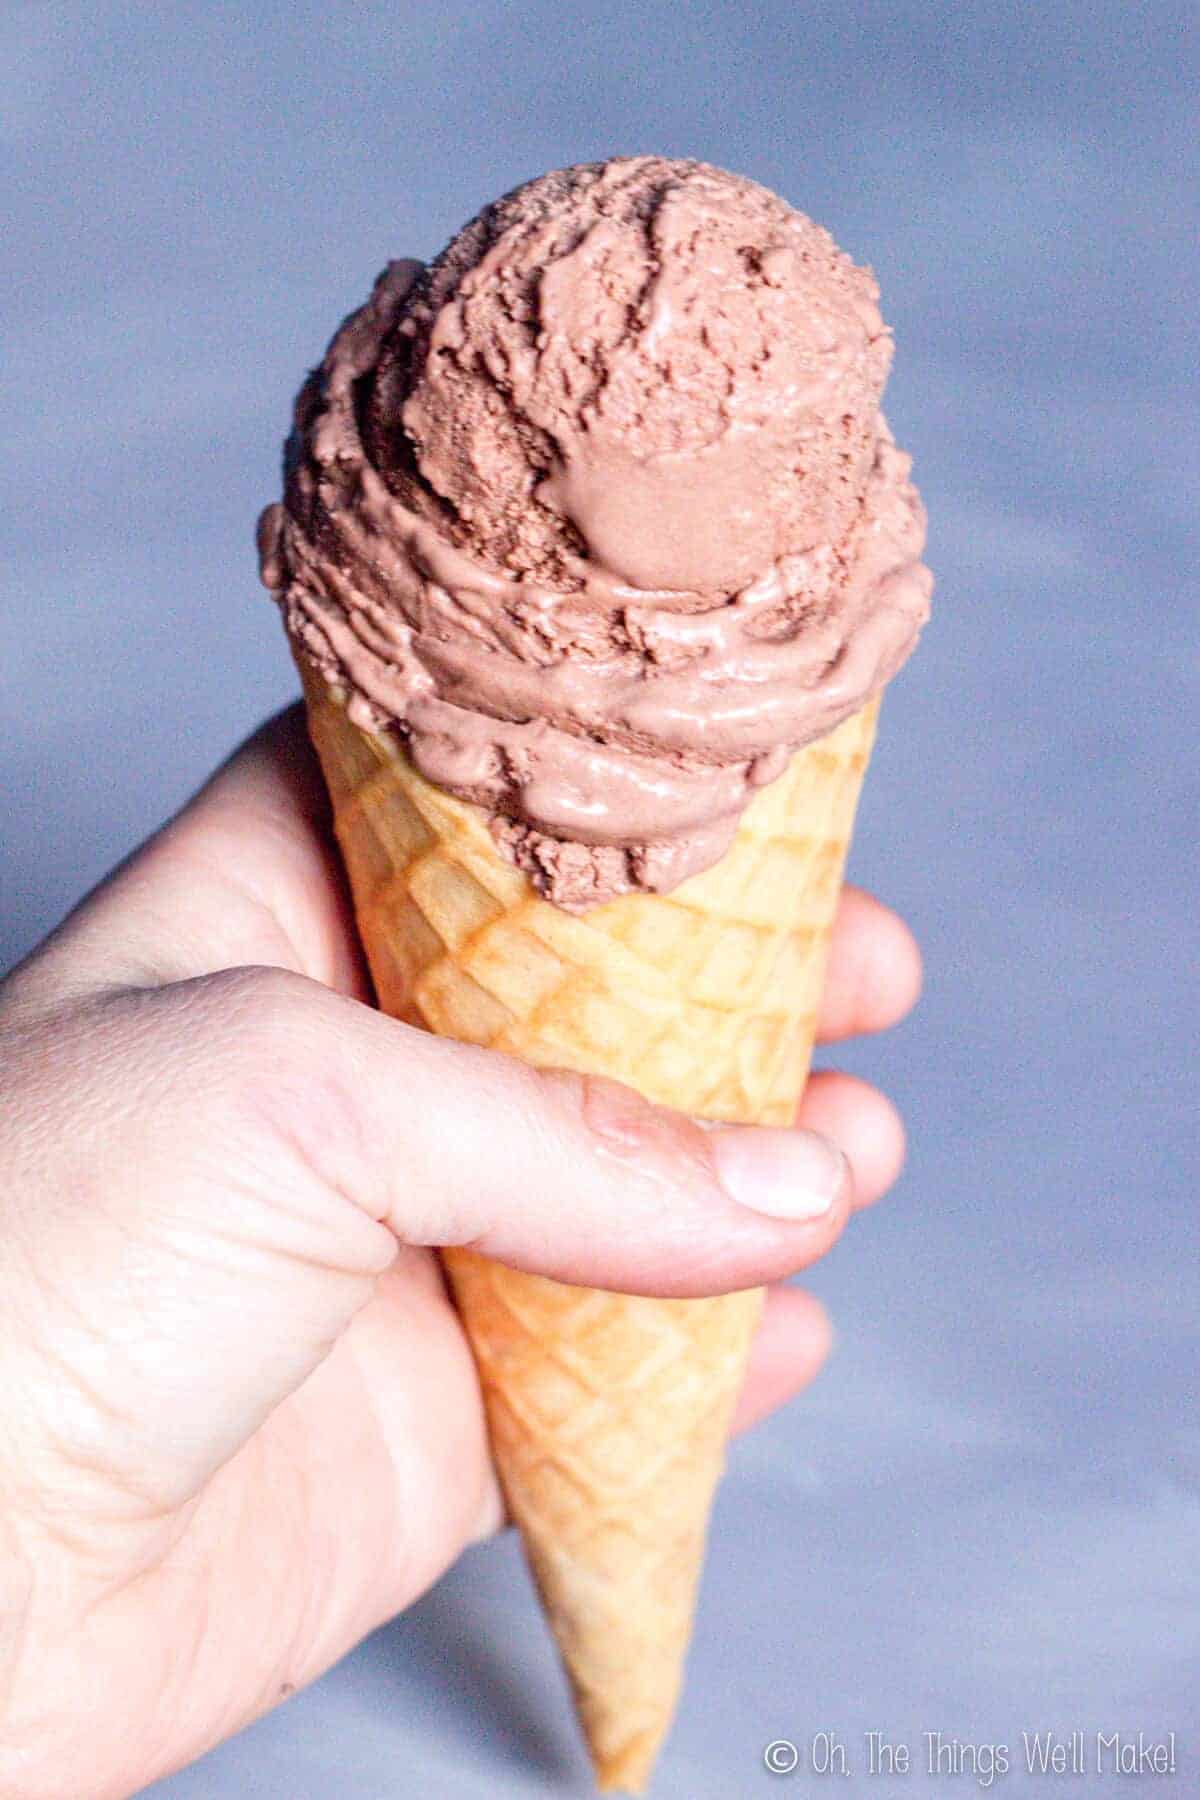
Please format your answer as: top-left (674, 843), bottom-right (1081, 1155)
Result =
top-left (259, 156), bottom-right (931, 908)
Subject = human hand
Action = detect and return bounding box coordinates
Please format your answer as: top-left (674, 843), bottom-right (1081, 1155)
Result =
top-left (0, 707), bottom-right (920, 1799)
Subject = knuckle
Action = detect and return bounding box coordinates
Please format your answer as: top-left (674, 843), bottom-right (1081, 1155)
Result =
top-left (203, 970), bottom-right (370, 1188)
top-left (168, 964), bottom-right (328, 1139)
top-left (557, 1069), bottom-right (720, 1196)
top-left (199, 960), bottom-right (311, 1020)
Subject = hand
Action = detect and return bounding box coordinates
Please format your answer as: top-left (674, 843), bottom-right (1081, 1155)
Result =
top-left (0, 706), bottom-right (920, 1800)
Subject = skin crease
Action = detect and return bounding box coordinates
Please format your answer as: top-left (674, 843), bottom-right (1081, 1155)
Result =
top-left (0, 706), bottom-right (919, 1800)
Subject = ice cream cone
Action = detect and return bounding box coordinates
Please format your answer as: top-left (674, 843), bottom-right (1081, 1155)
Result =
top-left (260, 154), bottom-right (928, 1791)
top-left (298, 657), bottom-right (879, 1790)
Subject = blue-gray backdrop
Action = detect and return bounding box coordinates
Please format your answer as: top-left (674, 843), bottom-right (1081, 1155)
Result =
top-left (2, 2), bottom-right (1196, 1795)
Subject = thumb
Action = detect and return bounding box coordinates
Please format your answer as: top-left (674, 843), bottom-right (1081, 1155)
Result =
top-left (1, 962), bottom-right (849, 1511)
top-left (229, 966), bottom-right (852, 1294)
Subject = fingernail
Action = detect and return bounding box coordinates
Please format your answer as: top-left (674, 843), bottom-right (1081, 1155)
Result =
top-left (708, 1126), bottom-right (847, 1221)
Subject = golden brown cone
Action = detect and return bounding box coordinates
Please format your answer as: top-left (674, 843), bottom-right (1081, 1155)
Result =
top-left (299, 659), bottom-right (878, 1790)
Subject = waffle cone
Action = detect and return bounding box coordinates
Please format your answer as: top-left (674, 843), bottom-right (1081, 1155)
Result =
top-left (299, 659), bottom-right (878, 1790)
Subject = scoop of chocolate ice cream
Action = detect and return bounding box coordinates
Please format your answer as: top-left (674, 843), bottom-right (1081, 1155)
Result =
top-left (260, 157), bottom-right (931, 908)
top-left (364, 157), bottom-right (892, 595)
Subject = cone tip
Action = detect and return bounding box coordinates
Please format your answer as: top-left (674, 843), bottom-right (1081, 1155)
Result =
top-left (591, 1727), bottom-right (664, 1793)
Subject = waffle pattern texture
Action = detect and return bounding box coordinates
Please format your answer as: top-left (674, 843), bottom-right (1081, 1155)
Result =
top-left (301, 663), bottom-right (877, 1790)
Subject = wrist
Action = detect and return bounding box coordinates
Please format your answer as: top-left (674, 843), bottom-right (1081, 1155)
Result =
top-left (0, 1503), bottom-right (64, 1800)
top-left (0, 1495), bottom-right (150, 1800)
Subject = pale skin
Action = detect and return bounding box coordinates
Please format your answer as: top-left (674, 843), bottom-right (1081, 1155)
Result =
top-left (0, 706), bottom-right (921, 1799)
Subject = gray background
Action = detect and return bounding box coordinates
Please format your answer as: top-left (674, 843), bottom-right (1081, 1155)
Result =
top-left (3, 2), bottom-right (1196, 1795)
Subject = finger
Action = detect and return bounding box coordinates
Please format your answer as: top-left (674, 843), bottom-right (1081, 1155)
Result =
top-left (796, 1069), bottom-right (906, 1208)
top-left (729, 1284), bottom-right (833, 1436)
top-left (8, 705), bottom-right (368, 1006)
top-left (160, 703), bottom-right (367, 994)
top-left (105, 963), bottom-right (858, 1301)
top-left (240, 969), bottom-right (857, 1297)
top-left (817, 885), bottom-right (922, 1042)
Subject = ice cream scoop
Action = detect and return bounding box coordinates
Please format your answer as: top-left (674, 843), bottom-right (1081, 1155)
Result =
top-left (259, 156), bottom-right (930, 909)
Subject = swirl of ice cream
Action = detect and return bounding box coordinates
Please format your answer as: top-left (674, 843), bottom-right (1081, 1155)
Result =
top-left (258, 156), bottom-right (931, 908)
